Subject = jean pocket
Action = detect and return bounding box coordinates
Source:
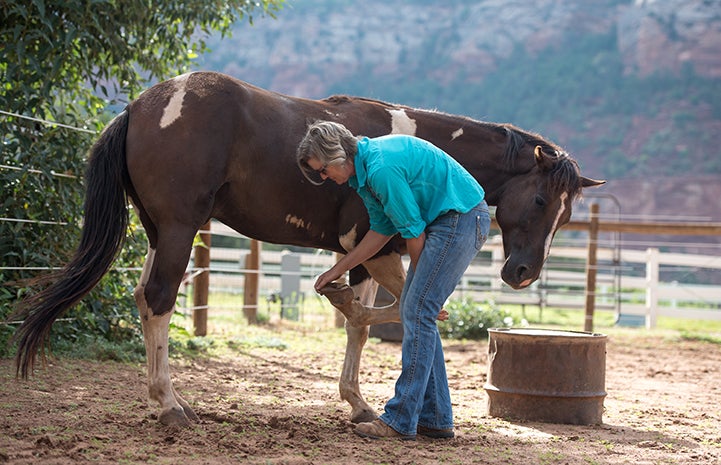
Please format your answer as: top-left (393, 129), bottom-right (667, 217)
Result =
top-left (475, 210), bottom-right (491, 251)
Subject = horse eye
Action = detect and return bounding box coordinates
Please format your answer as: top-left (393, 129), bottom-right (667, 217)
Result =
top-left (535, 195), bottom-right (546, 207)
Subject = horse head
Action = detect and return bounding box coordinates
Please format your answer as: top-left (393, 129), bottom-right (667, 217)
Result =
top-left (495, 145), bottom-right (605, 289)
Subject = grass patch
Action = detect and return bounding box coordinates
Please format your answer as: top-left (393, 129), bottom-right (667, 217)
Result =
top-left (227, 335), bottom-right (289, 350)
top-left (51, 334), bottom-right (146, 363)
top-left (679, 331), bottom-right (721, 344)
top-left (42, 290), bottom-right (721, 364)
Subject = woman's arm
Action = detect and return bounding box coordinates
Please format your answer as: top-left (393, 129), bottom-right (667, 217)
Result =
top-left (405, 231), bottom-right (425, 271)
top-left (314, 230), bottom-right (393, 291)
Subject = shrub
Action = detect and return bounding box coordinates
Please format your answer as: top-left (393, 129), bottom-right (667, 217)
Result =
top-left (438, 297), bottom-right (512, 340)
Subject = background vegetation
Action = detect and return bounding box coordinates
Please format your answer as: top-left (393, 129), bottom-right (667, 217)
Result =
top-left (2, 0), bottom-right (719, 362)
top-left (324, 29), bottom-right (721, 180)
top-left (0, 0), bottom-right (284, 357)
top-left (194, 0), bottom-right (721, 182)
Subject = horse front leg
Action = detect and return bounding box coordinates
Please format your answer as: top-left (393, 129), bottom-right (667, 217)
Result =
top-left (339, 278), bottom-right (378, 424)
top-left (330, 252), bottom-right (406, 423)
top-left (135, 247), bottom-right (199, 426)
top-left (322, 252), bottom-right (404, 327)
top-left (342, 324), bottom-right (377, 423)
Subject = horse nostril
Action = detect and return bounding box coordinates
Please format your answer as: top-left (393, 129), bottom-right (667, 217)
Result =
top-left (516, 264), bottom-right (529, 281)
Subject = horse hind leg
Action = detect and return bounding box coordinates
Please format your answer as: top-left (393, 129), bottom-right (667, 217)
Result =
top-left (135, 231), bottom-right (199, 426)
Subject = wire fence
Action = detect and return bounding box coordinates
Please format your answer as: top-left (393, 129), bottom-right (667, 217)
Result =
top-left (3, 109), bottom-right (721, 330)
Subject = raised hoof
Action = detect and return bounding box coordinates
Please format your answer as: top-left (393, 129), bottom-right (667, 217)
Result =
top-left (350, 408), bottom-right (378, 424)
top-left (159, 407), bottom-right (192, 427)
top-left (318, 282), bottom-right (355, 307)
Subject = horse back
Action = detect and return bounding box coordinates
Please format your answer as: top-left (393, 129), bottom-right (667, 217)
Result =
top-left (124, 72), bottom-right (394, 252)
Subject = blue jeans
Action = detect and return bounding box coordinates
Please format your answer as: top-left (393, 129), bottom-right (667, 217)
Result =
top-left (379, 201), bottom-right (491, 435)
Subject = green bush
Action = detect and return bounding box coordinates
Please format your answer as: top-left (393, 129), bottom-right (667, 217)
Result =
top-left (51, 333), bottom-right (146, 363)
top-left (438, 297), bottom-right (513, 340)
top-left (1, 0), bottom-right (283, 361)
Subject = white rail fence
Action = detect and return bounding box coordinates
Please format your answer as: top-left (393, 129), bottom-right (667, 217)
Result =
top-left (191, 231), bottom-right (721, 329)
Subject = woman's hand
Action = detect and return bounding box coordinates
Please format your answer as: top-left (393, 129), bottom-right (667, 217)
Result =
top-left (314, 230), bottom-right (393, 293)
top-left (314, 268), bottom-right (344, 292)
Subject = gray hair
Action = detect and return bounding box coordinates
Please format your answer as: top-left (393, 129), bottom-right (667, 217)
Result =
top-left (296, 121), bottom-right (358, 185)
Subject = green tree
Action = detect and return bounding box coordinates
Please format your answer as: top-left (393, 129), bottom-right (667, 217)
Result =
top-left (0, 0), bottom-right (284, 356)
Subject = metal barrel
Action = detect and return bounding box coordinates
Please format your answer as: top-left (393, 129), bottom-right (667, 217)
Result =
top-left (484, 328), bottom-right (607, 425)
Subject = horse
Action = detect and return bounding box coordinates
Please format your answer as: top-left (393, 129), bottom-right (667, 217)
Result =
top-left (12, 71), bottom-right (604, 426)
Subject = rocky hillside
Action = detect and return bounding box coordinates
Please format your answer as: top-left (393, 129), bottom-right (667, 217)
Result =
top-left (195, 0), bottom-right (721, 226)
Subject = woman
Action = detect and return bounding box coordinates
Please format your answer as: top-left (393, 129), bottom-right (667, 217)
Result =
top-left (296, 121), bottom-right (490, 440)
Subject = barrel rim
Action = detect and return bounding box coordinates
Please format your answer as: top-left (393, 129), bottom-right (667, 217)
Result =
top-left (488, 327), bottom-right (607, 339)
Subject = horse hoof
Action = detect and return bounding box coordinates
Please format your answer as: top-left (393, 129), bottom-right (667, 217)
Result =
top-left (183, 405), bottom-right (200, 422)
top-left (350, 408), bottom-right (378, 424)
top-left (318, 283), bottom-right (355, 307)
top-left (159, 407), bottom-right (192, 427)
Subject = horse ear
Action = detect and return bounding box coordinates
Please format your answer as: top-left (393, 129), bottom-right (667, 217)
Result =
top-left (534, 146), bottom-right (555, 171)
top-left (581, 176), bottom-right (606, 188)
top-left (534, 145), bottom-right (543, 160)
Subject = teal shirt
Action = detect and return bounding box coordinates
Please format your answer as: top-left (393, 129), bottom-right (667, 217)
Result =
top-left (349, 135), bottom-right (485, 239)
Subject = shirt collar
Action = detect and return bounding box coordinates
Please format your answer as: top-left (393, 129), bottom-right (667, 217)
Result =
top-left (349, 137), bottom-right (370, 190)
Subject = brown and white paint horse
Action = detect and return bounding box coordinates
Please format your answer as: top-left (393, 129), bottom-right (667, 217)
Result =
top-left (12, 71), bottom-right (604, 426)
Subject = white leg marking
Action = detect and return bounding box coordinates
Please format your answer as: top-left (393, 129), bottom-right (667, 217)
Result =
top-left (387, 109), bottom-right (417, 135)
top-left (544, 191), bottom-right (569, 259)
top-left (451, 128), bottom-right (464, 140)
top-left (135, 247), bottom-right (191, 425)
top-left (144, 311), bottom-right (177, 410)
top-left (137, 247), bottom-right (155, 288)
top-left (159, 73), bottom-right (191, 129)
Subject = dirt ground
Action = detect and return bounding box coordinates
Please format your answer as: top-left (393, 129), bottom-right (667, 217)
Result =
top-left (0, 327), bottom-right (720, 465)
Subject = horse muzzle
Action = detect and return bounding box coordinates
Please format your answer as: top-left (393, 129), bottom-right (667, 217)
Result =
top-left (500, 260), bottom-right (539, 290)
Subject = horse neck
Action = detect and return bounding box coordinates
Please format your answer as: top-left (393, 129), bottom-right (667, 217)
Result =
top-left (416, 116), bottom-right (535, 206)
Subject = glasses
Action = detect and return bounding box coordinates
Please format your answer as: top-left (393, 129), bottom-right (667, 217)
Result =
top-left (310, 157), bottom-right (344, 176)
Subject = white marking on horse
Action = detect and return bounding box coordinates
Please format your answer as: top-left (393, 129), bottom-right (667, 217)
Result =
top-left (339, 224), bottom-right (358, 252)
top-left (285, 214), bottom-right (310, 230)
top-left (451, 128), bottom-right (463, 140)
top-left (134, 247), bottom-right (190, 425)
top-left (387, 109), bottom-right (417, 135)
top-left (544, 191), bottom-right (568, 260)
top-left (159, 73), bottom-right (191, 129)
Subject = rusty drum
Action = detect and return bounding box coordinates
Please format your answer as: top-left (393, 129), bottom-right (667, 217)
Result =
top-left (484, 328), bottom-right (607, 425)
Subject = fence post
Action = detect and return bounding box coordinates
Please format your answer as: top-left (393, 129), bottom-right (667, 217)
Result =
top-left (645, 247), bottom-right (660, 329)
top-left (491, 246), bottom-right (504, 292)
top-left (243, 239), bottom-right (260, 324)
top-left (584, 203), bottom-right (600, 332)
top-left (193, 221), bottom-right (211, 336)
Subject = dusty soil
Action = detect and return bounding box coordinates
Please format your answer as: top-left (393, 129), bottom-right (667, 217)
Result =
top-left (0, 327), bottom-right (720, 465)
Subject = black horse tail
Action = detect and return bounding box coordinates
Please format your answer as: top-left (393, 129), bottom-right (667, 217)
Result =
top-left (12, 110), bottom-right (131, 379)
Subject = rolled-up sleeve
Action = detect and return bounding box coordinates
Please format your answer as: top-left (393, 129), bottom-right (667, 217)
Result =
top-left (369, 168), bottom-right (426, 238)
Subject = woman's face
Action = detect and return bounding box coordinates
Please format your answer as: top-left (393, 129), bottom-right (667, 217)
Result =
top-left (306, 157), bottom-right (354, 185)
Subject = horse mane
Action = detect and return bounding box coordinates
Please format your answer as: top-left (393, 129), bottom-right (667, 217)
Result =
top-left (549, 153), bottom-right (585, 201)
top-left (324, 94), bottom-right (396, 107)
top-left (501, 124), bottom-right (584, 200)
